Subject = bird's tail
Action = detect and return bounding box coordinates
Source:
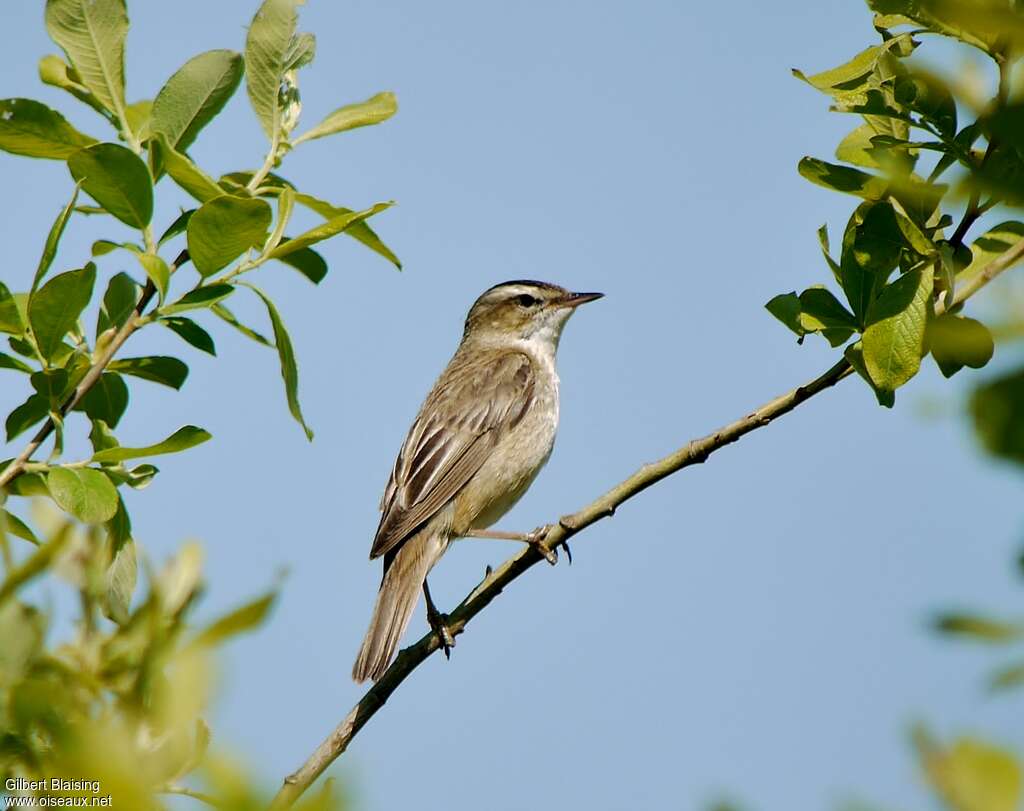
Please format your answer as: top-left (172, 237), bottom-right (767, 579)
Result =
top-left (352, 531), bottom-right (446, 683)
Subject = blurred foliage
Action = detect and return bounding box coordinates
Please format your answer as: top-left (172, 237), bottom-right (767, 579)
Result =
top-left (1, 0), bottom-right (394, 807)
top-left (0, 513), bottom-right (346, 809)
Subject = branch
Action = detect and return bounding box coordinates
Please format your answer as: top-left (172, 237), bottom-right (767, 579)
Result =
top-left (0, 249), bottom-right (190, 490)
top-left (268, 237), bottom-right (1024, 810)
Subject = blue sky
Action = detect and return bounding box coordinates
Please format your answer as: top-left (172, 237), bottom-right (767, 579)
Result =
top-left (2, 2), bottom-right (1023, 809)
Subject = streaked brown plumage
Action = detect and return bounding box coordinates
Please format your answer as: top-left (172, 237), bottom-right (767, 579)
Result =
top-left (353, 280), bottom-right (602, 682)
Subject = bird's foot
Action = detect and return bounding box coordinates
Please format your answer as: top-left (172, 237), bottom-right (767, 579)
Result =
top-left (526, 525), bottom-right (572, 566)
top-left (426, 603), bottom-right (455, 659)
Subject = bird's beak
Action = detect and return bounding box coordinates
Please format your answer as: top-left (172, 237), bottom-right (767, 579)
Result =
top-left (556, 291), bottom-right (604, 308)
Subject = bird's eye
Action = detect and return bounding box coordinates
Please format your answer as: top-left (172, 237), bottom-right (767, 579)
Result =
top-left (516, 294), bottom-right (539, 308)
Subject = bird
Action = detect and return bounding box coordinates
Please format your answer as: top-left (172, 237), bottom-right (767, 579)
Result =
top-left (352, 280), bottom-right (603, 682)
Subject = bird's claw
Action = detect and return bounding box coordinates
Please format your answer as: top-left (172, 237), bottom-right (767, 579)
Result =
top-left (426, 606), bottom-right (455, 659)
top-left (527, 525), bottom-right (572, 566)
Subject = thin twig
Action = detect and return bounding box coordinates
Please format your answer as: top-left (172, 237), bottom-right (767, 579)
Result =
top-left (160, 786), bottom-right (225, 809)
top-left (268, 236), bottom-right (1024, 810)
top-left (0, 249), bottom-right (190, 490)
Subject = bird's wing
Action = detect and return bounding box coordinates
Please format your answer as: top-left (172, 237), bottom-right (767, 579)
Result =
top-left (370, 350), bottom-right (536, 560)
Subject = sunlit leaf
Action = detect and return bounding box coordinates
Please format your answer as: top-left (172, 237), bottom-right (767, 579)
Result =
top-left (862, 265), bottom-right (933, 397)
top-left (267, 202), bottom-right (392, 259)
top-left (151, 50), bottom-right (244, 151)
top-left (92, 426), bottom-right (211, 463)
top-left (245, 0), bottom-right (302, 142)
top-left (293, 91), bottom-right (397, 145)
top-left (44, 0), bottom-right (128, 119)
top-left (0, 98), bottom-right (97, 159)
top-left (46, 467), bottom-right (119, 523)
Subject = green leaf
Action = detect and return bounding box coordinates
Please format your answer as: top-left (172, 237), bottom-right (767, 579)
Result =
top-left (73, 372), bottom-right (128, 428)
top-left (95, 271), bottom-right (139, 338)
top-left (840, 202), bottom-right (904, 322)
top-left (133, 252), bottom-right (170, 302)
top-left (33, 183), bottom-right (81, 295)
top-left (294, 192), bottom-right (401, 268)
top-left (245, 0), bottom-right (302, 142)
top-left (798, 287), bottom-right (858, 346)
top-left (211, 302), bottom-right (271, 346)
top-left (91, 425), bottom-right (211, 463)
top-left (928, 314), bottom-right (993, 378)
top-left (897, 72), bottom-right (956, 137)
top-left (88, 418), bottom-right (118, 453)
top-left (46, 467), bottom-right (118, 523)
top-left (243, 283), bottom-right (312, 439)
top-left (189, 589), bottom-right (278, 648)
top-left (283, 31), bottom-right (316, 71)
top-left (792, 36), bottom-right (914, 96)
top-left (1, 511), bottom-right (39, 546)
top-left (765, 293), bottom-right (806, 340)
top-left (861, 265), bottom-right (934, 396)
top-left (5, 395), bottom-right (49, 441)
top-left (67, 143), bottom-right (153, 227)
top-left (30, 368), bottom-right (70, 406)
top-left (865, 0), bottom-right (1003, 54)
top-left (28, 264), bottom-right (96, 362)
top-left (0, 98), bottom-right (97, 159)
top-left (124, 99), bottom-right (151, 140)
top-left (0, 353), bottom-right (33, 374)
top-left (0, 283), bottom-right (25, 336)
top-left (274, 243), bottom-right (327, 284)
top-left (817, 224), bottom-right (842, 282)
top-left (187, 195), bottom-right (272, 275)
top-left (935, 613), bottom-right (1023, 642)
top-left (799, 157), bottom-right (889, 200)
top-left (44, 0), bottom-right (128, 121)
top-left (160, 316), bottom-right (216, 356)
top-left (107, 356), bottom-right (188, 389)
top-left (37, 53), bottom-right (110, 120)
top-left (103, 534), bottom-right (135, 624)
top-left (161, 284), bottom-right (234, 315)
top-left (151, 50), bottom-right (244, 152)
top-left (158, 209), bottom-right (195, 247)
top-left (268, 202), bottom-right (392, 259)
top-left (845, 341), bottom-right (895, 407)
top-left (155, 136), bottom-right (224, 202)
top-left (970, 369), bottom-right (1024, 465)
top-left (293, 91), bottom-right (397, 145)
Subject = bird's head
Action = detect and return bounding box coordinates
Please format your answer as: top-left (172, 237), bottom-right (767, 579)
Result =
top-left (462, 280), bottom-right (603, 349)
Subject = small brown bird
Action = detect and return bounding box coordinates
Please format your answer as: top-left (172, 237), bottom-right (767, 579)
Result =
top-left (352, 280), bottom-right (602, 682)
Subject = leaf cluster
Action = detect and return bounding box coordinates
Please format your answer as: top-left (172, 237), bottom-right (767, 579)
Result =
top-left (1, 0), bottom-right (399, 644)
top-left (768, 0), bottom-right (1024, 406)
